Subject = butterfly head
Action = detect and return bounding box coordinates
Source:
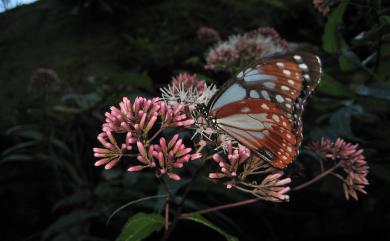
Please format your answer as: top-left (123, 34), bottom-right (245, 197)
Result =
top-left (195, 103), bottom-right (218, 128)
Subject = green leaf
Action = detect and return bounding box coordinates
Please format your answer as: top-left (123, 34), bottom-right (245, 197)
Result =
top-left (1, 154), bottom-right (33, 162)
top-left (182, 214), bottom-right (238, 241)
top-left (51, 137), bottom-right (71, 155)
top-left (381, 43), bottom-right (390, 57)
top-left (379, 15), bottom-right (390, 25)
top-left (338, 49), bottom-right (361, 72)
top-left (318, 72), bottom-right (354, 97)
top-left (116, 213), bottom-right (164, 241)
top-left (1, 141), bottom-right (39, 156)
top-left (322, 0), bottom-right (349, 53)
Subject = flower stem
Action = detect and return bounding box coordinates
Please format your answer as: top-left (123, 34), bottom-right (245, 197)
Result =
top-left (160, 159), bottom-right (207, 241)
top-left (180, 197), bottom-right (262, 217)
top-left (164, 196), bottom-right (170, 231)
top-left (292, 161), bottom-right (342, 191)
top-left (149, 126), bottom-right (164, 142)
top-left (176, 160), bottom-right (344, 217)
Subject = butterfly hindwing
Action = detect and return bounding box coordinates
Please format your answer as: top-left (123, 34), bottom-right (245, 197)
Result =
top-left (208, 51), bottom-right (321, 168)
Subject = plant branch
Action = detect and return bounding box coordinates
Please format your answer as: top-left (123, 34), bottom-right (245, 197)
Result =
top-left (175, 160), bottom-right (344, 217)
top-left (106, 194), bottom-right (166, 225)
top-left (160, 159), bottom-right (207, 241)
top-left (180, 197), bottom-right (262, 217)
top-left (292, 161), bottom-right (343, 191)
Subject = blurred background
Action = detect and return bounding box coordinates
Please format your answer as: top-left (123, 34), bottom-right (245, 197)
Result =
top-left (1, 0), bottom-right (390, 240)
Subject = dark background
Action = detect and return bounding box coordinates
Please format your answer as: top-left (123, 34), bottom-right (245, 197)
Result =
top-left (1, 0), bottom-right (390, 241)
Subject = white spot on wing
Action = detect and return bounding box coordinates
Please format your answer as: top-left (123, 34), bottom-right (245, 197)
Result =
top-left (240, 107), bottom-right (250, 113)
top-left (261, 103), bottom-right (269, 110)
top-left (272, 114), bottom-right (280, 122)
top-left (246, 69), bottom-right (260, 76)
top-left (276, 62), bottom-right (285, 68)
top-left (283, 70), bottom-right (291, 76)
top-left (276, 95), bottom-right (284, 103)
top-left (250, 90), bottom-right (260, 98)
top-left (249, 131), bottom-right (264, 139)
top-left (293, 55), bottom-right (302, 62)
top-left (281, 85), bottom-right (290, 91)
top-left (264, 82), bottom-right (276, 89)
top-left (288, 79), bottom-right (294, 85)
top-left (261, 90), bottom-right (271, 101)
top-left (299, 63), bottom-right (308, 72)
top-left (244, 74), bottom-right (276, 82)
top-left (237, 71), bottom-right (244, 79)
top-left (211, 83), bottom-right (246, 111)
top-left (218, 114), bottom-right (265, 130)
top-left (244, 68), bottom-right (253, 74)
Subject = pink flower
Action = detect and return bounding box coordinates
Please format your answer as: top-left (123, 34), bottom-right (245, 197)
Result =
top-left (93, 131), bottom-right (136, 170)
top-left (159, 102), bottom-right (195, 127)
top-left (94, 97), bottom-right (195, 170)
top-left (161, 74), bottom-right (218, 112)
top-left (128, 135), bottom-right (202, 180)
top-left (102, 97), bottom-right (194, 135)
top-left (209, 141), bottom-right (251, 183)
top-left (102, 97), bottom-right (160, 135)
top-left (256, 172), bottom-right (291, 202)
top-left (205, 47), bottom-right (240, 70)
top-left (205, 27), bottom-right (288, 71)
top-left (307, 138), bottom-right (369, 200)
top-left (171, 73), bottom-right (205, 93)
top-left (197, 26), bottom-right (221, 44)
top-left (313, 0), bottom-right (335, 16)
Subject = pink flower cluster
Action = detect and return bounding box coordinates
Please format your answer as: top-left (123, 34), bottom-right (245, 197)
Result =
top-left (205, 27), bottom-right (288, 71)
top-left (307, 138), bottom-right (369, 200)
top-left (208, 141), bottom-right (291, 202)
top-left (313, 0), bottom-right (335, 16)
top-left (103, 97), bottom-right (194, 136)
top-left (129, 135), bottom-right (202, 180)
top-left (161, 72), bottom-right (218, 112)
top-left (209, 142), bottom-right (251, 187)
top-left (257, 172), bottom-right (291, 202)
top-left (171, 73), bottom-right (205, 93)
top-left (197, 26), bottom-right (221, 44)
top-left (93, 96), bottom-right (199, 180)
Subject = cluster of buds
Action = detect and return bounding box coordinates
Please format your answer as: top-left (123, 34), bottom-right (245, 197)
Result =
top-left (209, 141), bottom-right (291, 202)
top-left (307, 138), bottom-right (369, 200)
top-left (129, 135), bottom-right (202, 180)
top-left (205, 27), bottom-right (288, 71)
top-left (94, 96), bottom-right (200, 180)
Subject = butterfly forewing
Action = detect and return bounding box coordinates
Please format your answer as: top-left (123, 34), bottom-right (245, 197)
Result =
top-left (208, 51), bottom-right (321, 168)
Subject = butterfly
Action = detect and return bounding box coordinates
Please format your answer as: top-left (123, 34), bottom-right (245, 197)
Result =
top-left (196, 51), bottom-right (321, 169)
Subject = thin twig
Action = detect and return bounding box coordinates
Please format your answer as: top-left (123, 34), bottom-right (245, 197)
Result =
top-left (292, 161), bottom-right (343, 191)
top-left (161, 178), bottom-right (173, 231)
top-left (164, 197), bottom-right (170, 230)
top-left (160, 159), bottom-right (207, 241)
top-left (176, 160), bottom-right (344, 217)
top-left (106, 195), bottom-right (166, 225)
top-left (180, 197), bottom-right (262, 217)
top-left (149, 126), bottom-right (164, 142)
